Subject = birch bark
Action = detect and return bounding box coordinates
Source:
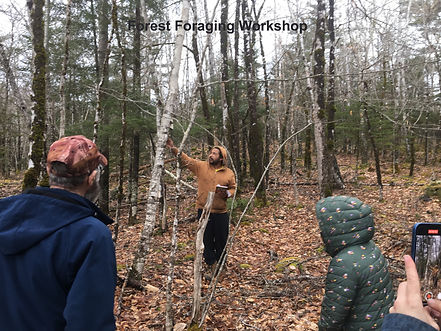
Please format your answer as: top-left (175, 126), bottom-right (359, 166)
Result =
top-left (191, 192), bottom-right (215, 325)
top-left (127, 0), bottom-right (190, 288)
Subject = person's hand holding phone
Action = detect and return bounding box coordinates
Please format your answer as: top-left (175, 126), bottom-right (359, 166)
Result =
top-left (390, 255), bottom-right (440, 330)
top-left (427, 299), bottom-right (441, 329)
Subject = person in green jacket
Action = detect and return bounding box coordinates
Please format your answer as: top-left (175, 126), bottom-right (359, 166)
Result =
top-left (316, 195), bottom-right (394, 330)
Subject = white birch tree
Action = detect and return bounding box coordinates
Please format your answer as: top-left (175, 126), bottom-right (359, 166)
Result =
top-left (127, 0), bottom-right (190, 288)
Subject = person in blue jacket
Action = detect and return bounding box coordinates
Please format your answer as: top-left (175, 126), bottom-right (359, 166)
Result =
top-left (382, 255), bottom-right (441, 331)
top-left (0, 135), bottom-right (116, 331)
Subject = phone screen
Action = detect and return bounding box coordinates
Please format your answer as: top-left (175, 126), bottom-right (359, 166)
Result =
top-left (412, 223), bottom-right (441, 302)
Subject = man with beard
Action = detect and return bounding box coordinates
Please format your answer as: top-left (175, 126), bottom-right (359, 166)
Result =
top-left (0, 135), bottom-right (116, 331)
top-left (166, 138), bottom-right (236, 279)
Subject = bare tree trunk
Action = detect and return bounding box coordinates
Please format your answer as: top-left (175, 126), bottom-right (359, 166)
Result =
top-left (90, 0), bottom-right (99, 77)
top-left (0, 43), bottom-right (30, 117)
top-left (311, 0), bottom-right (332, 197)
top-left (17, 115), bottom-right (23, 171)
top-left (409, 130), bottom-right (415, 177)
top-left (128, 132), bottom-right (140, 225)
top-left (93, 0), bottom-right (112, 214)
top-left (327, 0), bottom-right (344, 189)
top-left (293, 139), bottom-right (299, 205)
top-left (164, 162), bottom-right (181, 331)
top-left (127, 0), bottom-right (141, 225)
top-left (23, 0), bottom-right (46, 191)
top-left (298, 35), bottom-right (312, 178)
top-left (363, 104), bottom-right (383, 200)
top-left (255, 3), bottom-right (271, 184)
top-left (304, 118), bottom-right (312, 177)
top-left (133, 0), bottom-right (141, 94)
top-left (159, 177), bottom-right (167, 232)
top-left (0, 76), bottom-right (9, 176)
top-left (190, 1), bottom-right (212, 147)
top-left (359, 109), bottom-right (369, 165)
top-left (127, 0), bottom-right (190, 288)
top-left (139, 0), bottom-right (154, 104)
top-left (58, 0), bottom-right (72, 138)
top-left (424, 107), bottom-right (429, 166)
top-left (93, 0), bottom-right (110, 142)
top-left (390, 61), bottom-right (400, 174)
top-left (1, 46), bottom-right (27, 175)
top-left (112, 0), bottom-right (128, 243)
top-left (190, 192), bottom-right (215, 325)
top-left (241, 121), bottom-right (248, 178)
top-left (280, 80), bottom-right (295, 171)
top-left (230, 0), bottom-right (242, 182)
top-left (202, 0), bottom-right (216, 83)
top-left (220, 0), bottom-right (230, 143)
top-left (44, 0), bottom-right (54, 142)
top-left (165, 96), bottom-right (202, 330)
top-left (243, 0), bottom-right (265, 203)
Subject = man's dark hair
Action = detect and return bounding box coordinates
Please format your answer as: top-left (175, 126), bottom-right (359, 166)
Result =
top-left (48, 162), bottom-right (87, 188)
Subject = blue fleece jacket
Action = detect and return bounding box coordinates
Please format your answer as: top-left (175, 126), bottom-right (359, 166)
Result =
top-left (382, 313), bottom-right (438, 331)
top-left (0, 187), bottom-right (116, 331)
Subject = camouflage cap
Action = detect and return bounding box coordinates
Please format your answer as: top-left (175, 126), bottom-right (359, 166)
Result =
top-left (47, 135), bottom-right (107, 177)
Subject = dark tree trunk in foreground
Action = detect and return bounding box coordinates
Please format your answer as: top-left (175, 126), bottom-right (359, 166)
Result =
top-left (327, 0), bottom-right (344, 189)
top-left (255, 3), bottom-right (271, 184)
top-left (231, 0), bottom-right (242, 181)
top-left (23, 0), bottom-right (47, 191)
top-left (95, 0), bottom-right (111, 214)
top-left (409, 130), bottom-right (415, 177)
top-left (363, 102), bottom-right (383, 200)
top-left (112, 0), bottom-right (128, 243)
top-left (312, 0), bottom-right (332, 197)
top-left (127, 0), bottom-right (141, 225)
top-left (304, 119), bottom-right (312, 177)
top-left (243, 0), bottom-right (265, 203)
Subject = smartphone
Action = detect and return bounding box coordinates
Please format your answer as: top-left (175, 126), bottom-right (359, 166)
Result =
top-left (411, 223), bottom-right (441, 302)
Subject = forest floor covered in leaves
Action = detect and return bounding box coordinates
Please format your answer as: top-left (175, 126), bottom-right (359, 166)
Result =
top-left (2, 155), bottom-right (441, 330)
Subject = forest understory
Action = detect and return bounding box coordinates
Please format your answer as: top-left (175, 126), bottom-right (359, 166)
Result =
top-left (2, 154), bottom-right (441, 330)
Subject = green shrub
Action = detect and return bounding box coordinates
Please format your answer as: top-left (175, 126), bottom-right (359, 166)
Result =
top-left (425, 182), bottom-right (441, 200)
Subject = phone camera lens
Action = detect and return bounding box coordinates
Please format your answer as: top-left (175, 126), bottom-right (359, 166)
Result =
top-left (425, 292), bottom-right (434, 300)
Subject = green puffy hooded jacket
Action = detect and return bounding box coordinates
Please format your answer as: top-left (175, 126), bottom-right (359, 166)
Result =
top-left (316, 196), bottom-right (394, 330)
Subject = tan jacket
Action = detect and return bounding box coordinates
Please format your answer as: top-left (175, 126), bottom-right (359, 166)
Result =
top-left (171, 146), bottom-right (236, 213)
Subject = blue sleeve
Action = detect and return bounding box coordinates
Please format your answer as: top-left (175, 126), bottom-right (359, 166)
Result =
top-left (382, 313), bottom-right (438, 331)
top-left (64, 220), bottom-right (116, 331)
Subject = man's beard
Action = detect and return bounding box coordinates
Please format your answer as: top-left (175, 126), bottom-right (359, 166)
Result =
top-left (209, 157), bottom-right (220, 165)
top-left (85, 170), bottom-right (101, 204)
